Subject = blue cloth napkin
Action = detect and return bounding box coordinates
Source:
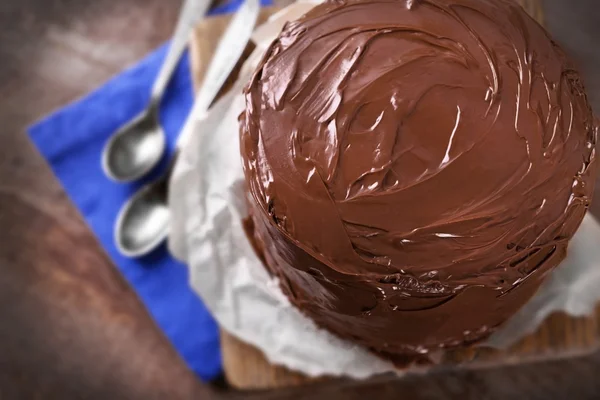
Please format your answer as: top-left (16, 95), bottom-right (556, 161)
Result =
top-left (29, 0), bottom-right (271, 381)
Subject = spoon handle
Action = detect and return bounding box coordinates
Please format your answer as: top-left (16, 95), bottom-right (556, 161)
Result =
top-left (150, 0), bottom-right (212, 103)
top-left (176, 0), bottom-right (261, 149)
top-left (195, 0), bottom-right (261, 113)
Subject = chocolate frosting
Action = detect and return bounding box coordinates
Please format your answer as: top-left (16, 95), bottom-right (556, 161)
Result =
top-left (240, 0), bottom-right (598, 358)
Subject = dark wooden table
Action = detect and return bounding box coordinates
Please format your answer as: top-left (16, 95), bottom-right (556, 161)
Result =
top-left (1, 0), bottom-right (600, 399)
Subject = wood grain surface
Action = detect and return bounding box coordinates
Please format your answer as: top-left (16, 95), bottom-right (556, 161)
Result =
top-left (189, 0), bottom-right (600, 392)
top-left (2, 0), bottom-right (600, 398)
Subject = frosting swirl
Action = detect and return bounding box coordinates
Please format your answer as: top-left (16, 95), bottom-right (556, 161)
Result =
top-left (240, 0), bottom-right (597, 358)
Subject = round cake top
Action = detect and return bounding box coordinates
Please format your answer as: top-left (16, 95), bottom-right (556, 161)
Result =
top-left (241, 0), bottom-right (596, 298)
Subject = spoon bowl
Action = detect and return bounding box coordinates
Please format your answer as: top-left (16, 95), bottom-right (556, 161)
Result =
top-left (102, 107), bottom-right (166, 182)
top-left (115, 178), bottom-right (170, 257)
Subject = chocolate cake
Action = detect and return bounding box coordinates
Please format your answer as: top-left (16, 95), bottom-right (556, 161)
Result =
top-left (239, 0), bottom-right (597, 360)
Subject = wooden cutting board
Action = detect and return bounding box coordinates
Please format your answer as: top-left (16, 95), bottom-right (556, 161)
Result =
top-left (189, 0), bottom-right (599, 390)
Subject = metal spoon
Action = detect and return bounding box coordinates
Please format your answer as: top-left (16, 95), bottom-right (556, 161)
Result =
top-left (115, 0), bottom-right (261, 257)
top-left (102, 0), bottom-right (211, 182)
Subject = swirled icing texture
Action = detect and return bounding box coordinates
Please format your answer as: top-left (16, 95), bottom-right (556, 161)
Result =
top-left (240, 0), bottom-right (598, 359)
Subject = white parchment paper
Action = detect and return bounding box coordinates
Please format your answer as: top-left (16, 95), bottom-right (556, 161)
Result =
top-left (168, 1), bottom-right (600, 379)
